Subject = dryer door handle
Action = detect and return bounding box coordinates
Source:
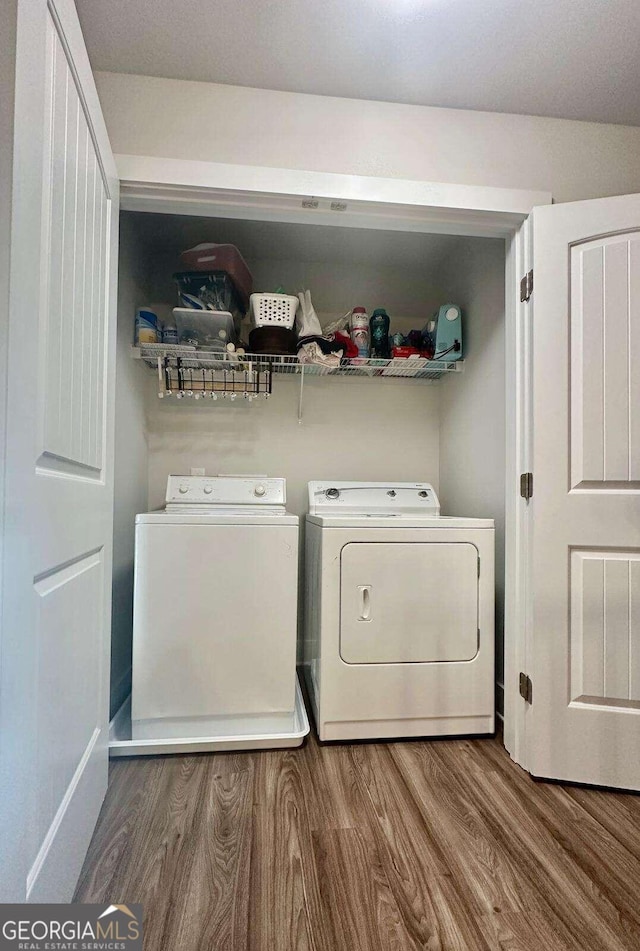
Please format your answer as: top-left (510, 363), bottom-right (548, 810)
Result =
top-left (358, 585), bottom-right (372, 621)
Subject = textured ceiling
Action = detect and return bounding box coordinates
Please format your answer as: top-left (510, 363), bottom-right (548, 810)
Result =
top-left (76, 0), bottom-right (640, 125)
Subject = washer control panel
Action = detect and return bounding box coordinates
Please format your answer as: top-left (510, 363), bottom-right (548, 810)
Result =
top-left (308, 482), bottom-right (440, 516)
top-left (166, 475), bottom-right (286, 506)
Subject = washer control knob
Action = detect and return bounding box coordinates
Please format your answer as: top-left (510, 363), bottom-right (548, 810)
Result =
top-left (254, 484), bottom-right (266, 497)
top-left (418, 490), bottom-right (429, 498)
top-left (326, 487), bottom-right (340, 499)
top-left (204, 486), bottom-right (213, 495)
top-left (178, 485), bottom-right (189, 494)
top-left (387, 490), bottom-right (397, 497)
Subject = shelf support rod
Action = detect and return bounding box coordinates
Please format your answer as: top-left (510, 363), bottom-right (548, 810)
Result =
top-left (298, 365), bottom-right (305, 424)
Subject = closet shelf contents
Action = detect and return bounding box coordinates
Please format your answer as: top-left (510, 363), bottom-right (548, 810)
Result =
top-left (132, 344), bottom-right (464, 383)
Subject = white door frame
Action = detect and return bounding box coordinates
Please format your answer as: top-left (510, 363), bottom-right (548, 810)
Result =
top-left (503, 217), bottom-right (534, 765)
top-left (116, 154), bottom-right (548, 238)
top-left (116, 154), bottom-right (544, 766)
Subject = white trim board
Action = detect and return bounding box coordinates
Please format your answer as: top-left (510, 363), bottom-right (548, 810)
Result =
top-left (117, 154), bottom-right (551, 239)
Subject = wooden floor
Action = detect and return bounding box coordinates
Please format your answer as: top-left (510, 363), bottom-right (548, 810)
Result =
top-left (76, 730), bottom-right (640, 951)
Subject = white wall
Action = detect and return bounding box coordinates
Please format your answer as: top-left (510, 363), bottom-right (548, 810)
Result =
top-left (145, 377), bottom-right (441, 517)
top-left (95, 72), bottom-right (640, 203)
top-left (111, 216), bottom-right (151, 714)
top-left (438, 238), bottom-right (506, 713)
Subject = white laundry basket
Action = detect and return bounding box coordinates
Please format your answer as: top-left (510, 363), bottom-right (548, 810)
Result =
top-left (250, 293), bottom-right (298, 329)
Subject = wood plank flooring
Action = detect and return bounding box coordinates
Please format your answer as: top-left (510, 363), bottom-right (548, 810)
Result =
top-left (75, 732), bottom-right (640, 951)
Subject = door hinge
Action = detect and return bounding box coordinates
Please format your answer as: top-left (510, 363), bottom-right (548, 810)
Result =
top-left (520, 269), bottom-right (533, 302)
top-left (520, 472), bottom-right (533, 500)
top-left (519, 672), bottom-right (533, 704)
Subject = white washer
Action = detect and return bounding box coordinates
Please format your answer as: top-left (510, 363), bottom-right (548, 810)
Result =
top-left (131, 475), bottom-right (301, 745)
top-left (303, 482), bottom-right (495, 741)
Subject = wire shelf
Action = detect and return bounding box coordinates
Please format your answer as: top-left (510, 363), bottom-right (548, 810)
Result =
top-left (132, 345), bottom-right (464, 383)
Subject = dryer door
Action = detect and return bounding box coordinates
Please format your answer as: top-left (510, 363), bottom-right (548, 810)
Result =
top-left (340, 542), bottom-right (479, 664)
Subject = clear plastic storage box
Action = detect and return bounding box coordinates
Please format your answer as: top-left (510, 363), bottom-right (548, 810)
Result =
top-left (173, 308), bottom-right (236, 350)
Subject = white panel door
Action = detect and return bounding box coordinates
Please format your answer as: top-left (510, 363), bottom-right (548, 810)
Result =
top-left (340, 542), bottom-right (479, 664)
top-left (0, 0), bottom-right (118, 900)
top-left (529, 194), bottom-right (640, 789)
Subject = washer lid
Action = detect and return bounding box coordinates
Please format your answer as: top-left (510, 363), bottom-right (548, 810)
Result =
top-left (308, 481), bottom-right (440, 517)
top-left (137, 510), bottom-right (298, 526)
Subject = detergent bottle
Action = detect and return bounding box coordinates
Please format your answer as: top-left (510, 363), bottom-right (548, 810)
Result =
top-left (350, 307), bottom-right (370, 360)
top-left (370, 308), bottom-right (391, 359)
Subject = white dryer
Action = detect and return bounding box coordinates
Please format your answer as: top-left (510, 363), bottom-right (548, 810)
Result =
top-left (303, 482), bottom-right (494, 741)
top-left (131, 475), bottom-right (303, 748)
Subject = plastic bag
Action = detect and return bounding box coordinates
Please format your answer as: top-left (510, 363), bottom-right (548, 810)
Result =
top-left (295, 289), bottom-right (323, 338)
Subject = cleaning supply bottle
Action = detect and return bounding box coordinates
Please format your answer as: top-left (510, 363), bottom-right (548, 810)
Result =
top-left (162, 317), bottom-right (179, 345)
top-left (134, 307), bottom-right (159, 345)
top-left (350, 306), bottom-right (370, 360)
top-left (370, 308), bottom-right (391, 359)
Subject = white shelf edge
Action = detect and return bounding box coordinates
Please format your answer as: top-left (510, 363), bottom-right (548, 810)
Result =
top-left (131, 345), bottom-right (464, 382)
